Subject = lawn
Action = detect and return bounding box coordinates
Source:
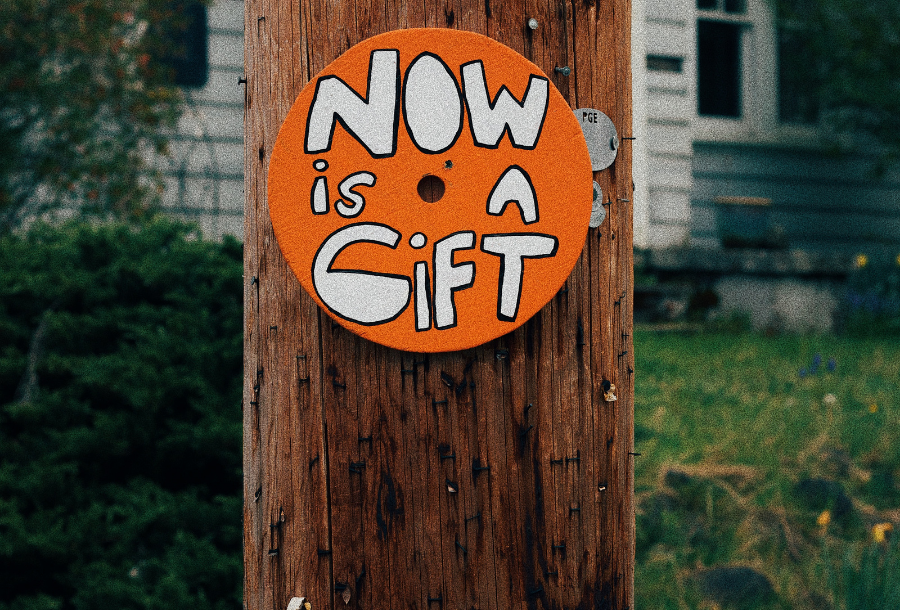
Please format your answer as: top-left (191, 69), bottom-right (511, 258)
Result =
top-left (633, 329), bottom-right (900, 609)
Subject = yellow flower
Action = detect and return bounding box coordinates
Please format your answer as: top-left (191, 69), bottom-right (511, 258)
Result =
top-left (818, 510), bottom-right (831, 527)
top-left (869, 404), bottom-right (879, 413)
top-left (873, 522), bottom-right (893, 543)
top-left (855, 254), bottom-right (869, 269)
top-left (896, 253), bottom-right (900, 267)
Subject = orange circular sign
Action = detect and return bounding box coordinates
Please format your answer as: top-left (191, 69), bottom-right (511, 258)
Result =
top-left (268, 29), bottom-right (592, 352)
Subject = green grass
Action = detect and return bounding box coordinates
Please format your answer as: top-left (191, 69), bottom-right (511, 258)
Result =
top-left (634, 329), bottom-right (900, 610)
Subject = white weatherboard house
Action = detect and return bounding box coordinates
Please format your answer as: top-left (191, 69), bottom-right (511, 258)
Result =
top-left (633, 0), bottom-right (900, 254)
top-left (631, 0), bottom-right (900, 329)
top-left (172, 0), bottom-right (899, 326)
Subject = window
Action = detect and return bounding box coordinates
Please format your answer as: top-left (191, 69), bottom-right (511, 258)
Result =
top-left (696, 0), bottom-right (751, 118)
top-left (647, 55), bottom-right (684, 74)
top-left (690, 0), bottom-right (821, 143)
top-left (777, 24), bottom-right (821, 124)
top-left (149, 0), bottom-right (209, 88)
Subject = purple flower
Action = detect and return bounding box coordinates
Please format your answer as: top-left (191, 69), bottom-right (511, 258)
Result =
top-left (799, 368), bottom-right (808, 378)
top-left (827, 358), bottom-right (836, 372)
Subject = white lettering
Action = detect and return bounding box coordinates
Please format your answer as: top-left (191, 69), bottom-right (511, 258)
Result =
top-left (461, 60), bottom-right (549, 149)
top-left (481, 234), bottom-right (558, 321)
top-left (433, 232), bottom-right (476, 329)
top-left (415, 261), bottom-right (432, 331)
top-left (311, 176), bottom-right (328, 214)
top-left (403, 53), bottom-right (463, 154)
top-left (335, 172), bottom-right (376, 218)
top-left (305, 50), bottom-right (400, 158)
top-left (486, 165), bottom-right (538, 224)
top-left (312, 223), bottom-right (411, 325)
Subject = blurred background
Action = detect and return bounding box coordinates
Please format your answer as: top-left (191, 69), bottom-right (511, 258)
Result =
top-left (1, 0), bottom-right (898, 608)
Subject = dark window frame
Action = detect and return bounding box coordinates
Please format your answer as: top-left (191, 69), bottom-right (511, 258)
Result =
top-left (647, 55), bottom-right (684, 73)
top-left (697, 19), bottom-right (743, 118)
top-left (150, 0), bottom-right (209, 89)
top-left (696, 0), bottom-right (751, 120)
top-left (777, 22), bottom-right (821, 125)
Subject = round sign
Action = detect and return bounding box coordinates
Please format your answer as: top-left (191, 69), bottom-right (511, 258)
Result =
top-left (268, 29), bottom-right (593, 353)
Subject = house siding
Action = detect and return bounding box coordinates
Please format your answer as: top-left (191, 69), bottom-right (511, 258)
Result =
top-left (160, 0), bottom-right (244, 239)
top-left (691, 142), bottom-right (900, 256)
top-left (635, 0), bottom-right (900, 258)
top-left (171, 0), bottom-right (900, 257)
top-left (642, 0), bottom-right (695, 249)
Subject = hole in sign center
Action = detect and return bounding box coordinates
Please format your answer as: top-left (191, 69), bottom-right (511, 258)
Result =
top-left (417, 174), bottom-right (445, 203)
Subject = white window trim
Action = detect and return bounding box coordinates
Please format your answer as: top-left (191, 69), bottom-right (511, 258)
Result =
top-left (692, 0), bottom-right (822, 148)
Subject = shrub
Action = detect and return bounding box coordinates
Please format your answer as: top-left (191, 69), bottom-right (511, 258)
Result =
top-left (842, 256), bottom-right (900, 336)
top-left (0, 219), bottom-right (243, 610)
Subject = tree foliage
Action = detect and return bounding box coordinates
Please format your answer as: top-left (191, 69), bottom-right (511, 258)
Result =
top-left (0, 219), bottom-right (243, 610)
top-left (779, 0), bottom-right (900, 163)
top-left (0, 0), bottom-right (194, 232)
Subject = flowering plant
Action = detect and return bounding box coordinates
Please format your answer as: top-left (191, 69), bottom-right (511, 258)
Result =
top-left (842, 254), bottom-right (900, 336)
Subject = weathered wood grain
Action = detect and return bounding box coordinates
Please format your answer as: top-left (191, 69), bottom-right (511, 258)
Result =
top-left (244, 0), bottom-right (634, 606)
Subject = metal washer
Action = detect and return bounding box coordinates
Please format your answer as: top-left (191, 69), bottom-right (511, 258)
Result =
top-left (589, 181), bottom-right (605, 228)
top-left (575, 108), bottom-right (618, 171)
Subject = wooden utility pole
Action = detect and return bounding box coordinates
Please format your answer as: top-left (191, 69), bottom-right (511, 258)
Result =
top-left (243, 1), bottom-right (634, 609)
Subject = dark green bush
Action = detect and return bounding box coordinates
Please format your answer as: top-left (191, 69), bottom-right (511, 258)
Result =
top-left (842, 258), bottom-right (900, 336)
top-left (0, 219), bottom-right (243, 610)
